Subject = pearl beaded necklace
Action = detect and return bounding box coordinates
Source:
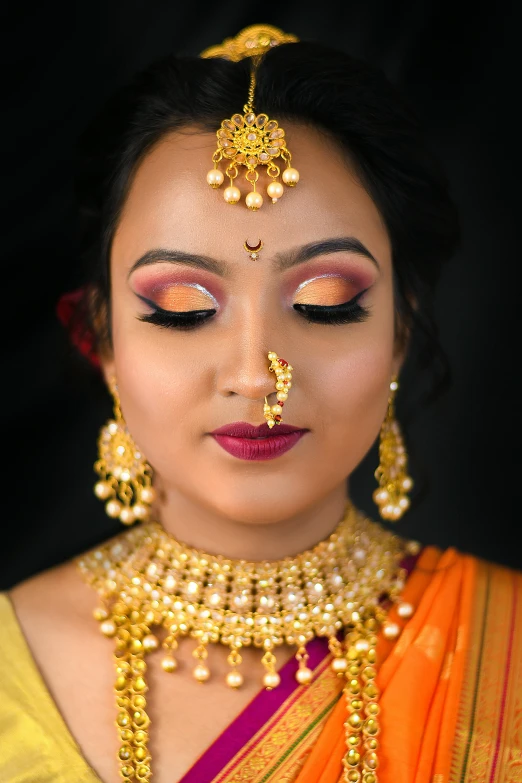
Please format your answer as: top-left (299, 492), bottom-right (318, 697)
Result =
top-left (77, 501), bottom-right (418, 782)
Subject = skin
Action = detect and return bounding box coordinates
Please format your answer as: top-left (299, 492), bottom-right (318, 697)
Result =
top-left (8, 123), bottom-right (407, 782)
top-left (104, 122), bottom-right (406, 558)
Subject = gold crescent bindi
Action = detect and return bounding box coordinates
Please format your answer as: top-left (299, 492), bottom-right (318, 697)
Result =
top-left (244, 239), bottom-right (264, 259)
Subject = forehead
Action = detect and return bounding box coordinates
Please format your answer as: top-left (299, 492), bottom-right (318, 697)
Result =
top-left (112, 123), bottom-right (390, 267)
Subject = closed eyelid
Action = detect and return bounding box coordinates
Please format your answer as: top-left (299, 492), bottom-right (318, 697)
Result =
top-left (292, 275), bottom-right (361, 306)
top-left (137, 282), bottom-right (218, 311)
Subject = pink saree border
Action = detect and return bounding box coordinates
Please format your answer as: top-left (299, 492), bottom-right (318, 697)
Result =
top-left (179, 636), bottom-right (331, 783)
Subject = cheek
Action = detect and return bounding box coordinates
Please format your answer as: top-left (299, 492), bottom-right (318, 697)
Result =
top-left (109, 293), bottom-right (201, 465)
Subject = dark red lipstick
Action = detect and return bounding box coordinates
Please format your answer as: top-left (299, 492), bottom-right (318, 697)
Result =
top-left (210, 421), bottom-right (307, 460)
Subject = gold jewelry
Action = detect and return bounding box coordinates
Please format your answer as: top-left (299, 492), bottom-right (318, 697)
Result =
top-left (264, 351), bottom-right (292, 427)
top-left (202, 25), bottom-right (300, 210)
top-left (244, 238), bottom-right (263, 259)
top-left (77, 499), bottom-right (416, 782)
top-left (94, 380), bottom-right (155, 525)
top-left (373, 376), bottom-right (413, 521)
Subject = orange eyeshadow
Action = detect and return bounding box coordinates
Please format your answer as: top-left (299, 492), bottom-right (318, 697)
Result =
top-left (293, 276), bottom-right (358, 306)
top-left (153, 284), bottom-right (215, 311)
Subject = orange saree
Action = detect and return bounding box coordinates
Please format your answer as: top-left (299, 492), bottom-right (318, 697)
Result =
top-left (180, 547), bottom-right (521, 783)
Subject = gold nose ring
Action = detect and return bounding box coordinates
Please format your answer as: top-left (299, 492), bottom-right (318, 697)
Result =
top-left (263, 352), bottom-right (293, 428)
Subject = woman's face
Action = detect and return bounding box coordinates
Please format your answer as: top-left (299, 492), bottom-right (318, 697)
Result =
top-left (105, 124), bottom-right (405, 525)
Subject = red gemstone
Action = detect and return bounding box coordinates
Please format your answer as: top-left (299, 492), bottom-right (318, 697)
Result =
top-left (283, 380), bottom-right (288, 385)
top-left (278, 401), bottom-right (284, 406)
top-left (274, 415), bottom-right (282, 421)
top-left (278, 359), bottom-right (288, 366)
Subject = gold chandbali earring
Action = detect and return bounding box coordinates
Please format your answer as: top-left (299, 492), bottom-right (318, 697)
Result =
top-left (77, 499), bottom-right (415, 783)
top-left (202, 25), bottom-right (300, 210)
top-left (94, 380), bottom-right (155, 525)
top-left (263, 351), bottom-right (293, 427)
top-left (373, 375), bottom-right (413, 521)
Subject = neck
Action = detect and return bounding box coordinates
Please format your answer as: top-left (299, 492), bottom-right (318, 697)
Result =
top-left (152, 482), bottom-right (350, 560)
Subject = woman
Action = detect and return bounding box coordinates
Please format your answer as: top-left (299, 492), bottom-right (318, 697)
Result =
top-left (1, 23), bottom-right (520, 783)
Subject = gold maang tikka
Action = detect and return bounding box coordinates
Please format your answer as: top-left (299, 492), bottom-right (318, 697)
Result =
top-left (201, 25), bottom-right (300, 210)
top-left (264, 351), bottom-right (293, 428)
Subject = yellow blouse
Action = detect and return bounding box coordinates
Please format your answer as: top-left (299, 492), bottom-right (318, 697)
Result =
top-left (0, 593), bottom-right (100, 783)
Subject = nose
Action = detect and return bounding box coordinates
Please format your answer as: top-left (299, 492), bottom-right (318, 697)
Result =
top-left (216, 341), bottom-right (279, 402)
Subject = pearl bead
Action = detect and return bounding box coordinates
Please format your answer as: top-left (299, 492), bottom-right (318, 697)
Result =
top-left (143, 634), bottom-right (159, 651)
top-left (132, 504), bottom-right (148, 520)
top-left (100, 620), bottom-right (116, 637)
top-left (282, 167), bottom-right (300, 186)
top-left (193, 663), bottom-right (210, 682)
top-left (295, 667), bottom-right (313, 685)
top-left (140, 487), bottom-right (156, 505)
top-left (224, 186), bottom-right (241, 204)
top-left (397, 602), bottom-right (414, 619)
top-left (373, 488), bottom-right (390, 505)
top-left (206, 169), bottom-right (224, 188)
top-left (276, 392), bottom-right (288, 402)
top-left (383, 622), bottom-right (400, 639)
top-left (161, 656), bottom-right (178, 672)
top-left (271, 404), bottom-right (283, 415)
top-left (246, 191), bottom-right (263, 210)
top-left (398, 497), bottom-right (410, 511)
top-left (119, 507), bottom-right (135, 526)
top-left (275, 381), bottom-right (285, 390)
top-left (93, 607), bottom-right (108, 621)
top-left (402, 476), bottom-right (413, 491)
top-left (94, 481), bottom-right (112, 499)
top-left (113, 465), bottom-right (122, 479)
top-left (331, 657), bottom-right (348, 674)
top-left (263, 671), bottom-right (281, 689)
top-left (106, 499), bottom-right (122, 518)
top-left (226, 670), bottom-right (244, 689)
top-left (268, 352), bottom-right (278, 361)
top-left (267, 181), bottom-right (284, 200)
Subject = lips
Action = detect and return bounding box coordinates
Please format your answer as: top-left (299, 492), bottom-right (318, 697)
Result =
top-left (211, 421), bottom-right (303, 438)
top-left (210, 421), bottom-right (308, 460)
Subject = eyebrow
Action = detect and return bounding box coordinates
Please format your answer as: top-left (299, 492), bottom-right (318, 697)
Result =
top-left (128, 236), bottom-right (380, 278)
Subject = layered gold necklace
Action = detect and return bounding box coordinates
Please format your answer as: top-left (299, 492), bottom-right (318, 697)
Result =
top-left (77, 500), bottom-right (417, 782)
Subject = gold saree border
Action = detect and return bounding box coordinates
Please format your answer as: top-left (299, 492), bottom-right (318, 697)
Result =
top-left (211, 653), bottom-right (343, 783)
top-left (449, 560), bottom-right (522, 783)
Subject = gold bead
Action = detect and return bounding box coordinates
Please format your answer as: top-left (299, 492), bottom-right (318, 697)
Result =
top-left (348, 712), bottom-right (362, 728)
top-left (207, 169), bottom-right (224, 188)
top-left (93, 606), bottom-right (108, 621)
top-left (120, 766), bottom-right (133, 778)
top-left (100, 620), bottom-right (116, 637)
top-left (383, 622), bottom-right (400, 639)
top-left (135, 746), bottom-right (147, 762)
top-left (263, 671), bottom-right (281, 689)
top-left (282, 167), bottom-right (299, 185)
top-left (224, 185), bottom-right (241, 204)
top-left (295, 667), bottom-right (313, 685)
top-left (267, 181), bottom-right (284, 200)
top-left (226, 670), bottom-right (244, 688)
top-left (142, 634), bottom-right (159, 651)
top-left (397, 601), bottom-right (414, 619)
top-left (345, 748), bottom-right (361, 766)
top-left (331, 657), bottom-right (348, 675)
top-left (119, 507), bottom-right (135, 526)
top-left (105, 499), bottom-right (122, 518)
top-left (94, 480), bottom-right (112, 499)
top-left (140, 486), bottom-right (156, 504)
top-left (246, 191), bottom-right (263, 210)
top-left (193, 663), bottom-right (210, 682)
top-left (161, 656), bottom-right (178, 672)
top-left (133, 676), bottom-right (147, 692)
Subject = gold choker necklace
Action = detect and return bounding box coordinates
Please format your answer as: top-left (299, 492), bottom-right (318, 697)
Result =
top-left (77, 501), bottom-right (416, 782)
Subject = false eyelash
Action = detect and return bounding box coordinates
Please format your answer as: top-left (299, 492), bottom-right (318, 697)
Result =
top-left (139, 306), bottom-right (216, 331)
top-left (293, 289), bottom-right (371, 325)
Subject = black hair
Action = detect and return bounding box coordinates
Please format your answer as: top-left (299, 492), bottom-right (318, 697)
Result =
top-left (75, 40), bottom-right (459, 408)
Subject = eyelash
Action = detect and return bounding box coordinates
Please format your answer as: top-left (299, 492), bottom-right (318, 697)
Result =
top-left (137, 289), bottom-right (370, 331)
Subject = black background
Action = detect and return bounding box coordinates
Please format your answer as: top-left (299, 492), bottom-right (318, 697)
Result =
top-left (3, 1), bottom-right (519, 589)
